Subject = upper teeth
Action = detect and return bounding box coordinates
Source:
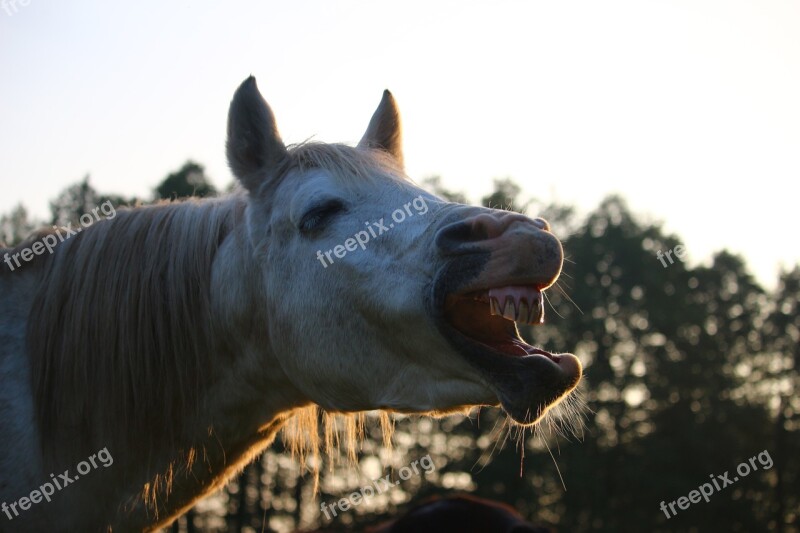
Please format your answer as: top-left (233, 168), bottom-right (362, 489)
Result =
top-left (488, 286), bottom-right (544, 325)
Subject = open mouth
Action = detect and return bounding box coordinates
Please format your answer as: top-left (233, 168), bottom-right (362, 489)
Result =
top-left (428, 206), bottom-right (580, 425)
top-left (437, 282), bottom-right (582, 426)
top-left (444, 285), bottom-right (556, 360)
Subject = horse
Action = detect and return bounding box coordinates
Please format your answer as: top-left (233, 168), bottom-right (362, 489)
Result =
top-left (0, 76), bottom-right (582, 531)
top-left (365, 494), bottom-right (552, 533)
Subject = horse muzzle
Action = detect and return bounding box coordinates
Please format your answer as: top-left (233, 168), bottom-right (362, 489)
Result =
top-left (428, 206), bottom-right (582, 425)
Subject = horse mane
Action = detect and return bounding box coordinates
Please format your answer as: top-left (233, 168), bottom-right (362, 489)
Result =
top-left (26, 142), bottom-right (400, 490)
top-left (28, 195), bottom-right (245, 471)
top-left (276, 141), bottom-right (408, 190)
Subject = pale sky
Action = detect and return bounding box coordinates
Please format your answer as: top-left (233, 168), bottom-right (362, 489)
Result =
top-left (1, 0), bottom-right (798, 287)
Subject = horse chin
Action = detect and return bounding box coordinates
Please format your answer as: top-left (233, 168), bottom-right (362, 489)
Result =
top-left (434, 286), bottom-right (582, 426)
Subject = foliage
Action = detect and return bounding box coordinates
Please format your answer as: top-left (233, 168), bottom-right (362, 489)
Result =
top-left (420, 176), bottom-right (468, 204)
top-left (0, 203), bottom-right (37, 247)
top-left (154, 160), bottom-right (217, 201)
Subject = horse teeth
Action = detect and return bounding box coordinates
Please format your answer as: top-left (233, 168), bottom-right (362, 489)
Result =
top-left (486, 286), bottom-right (546, 325)
top-left (518, 300), bottom-right (530, 324)
top-left (489, 297), bottom-right (500, 316)
top-left (502, 297), bottom-right (516, 321)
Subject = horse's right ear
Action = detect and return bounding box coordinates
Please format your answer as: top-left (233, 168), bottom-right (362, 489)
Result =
top-left (226, 76), bottom-right (288, 193)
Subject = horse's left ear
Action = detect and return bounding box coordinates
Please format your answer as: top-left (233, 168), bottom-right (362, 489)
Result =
top-left (226, 76), bottom-right (288, 194)
top-left (358, 90), bottom-right (404, 168)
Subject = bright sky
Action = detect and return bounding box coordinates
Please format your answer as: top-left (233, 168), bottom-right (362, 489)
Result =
top-left (1, 0), bottom-right (798, 287)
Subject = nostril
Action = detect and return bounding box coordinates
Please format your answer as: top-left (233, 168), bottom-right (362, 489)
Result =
top-left (436, 212), bottom-right (553, 254)
top-left (435, 215), bottom-right (503, 252)
top-left (470, 213), bottom-right (506, 240)
top-left (435, 222), bottom-right (474, 253)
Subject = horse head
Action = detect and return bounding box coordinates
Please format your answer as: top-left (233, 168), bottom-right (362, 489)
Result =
top-left (227, 77), bottom-right (582, 427)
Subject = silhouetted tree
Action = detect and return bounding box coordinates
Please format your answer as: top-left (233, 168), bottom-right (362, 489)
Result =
top-left (421, 176), bottom-right (468, 204)
top-left (154, 161), bottom-right (217, 201)
top-left (0, 203), bottom-right (38, 246)
top-left (48, 175), bottom-right (135, 227)
top-left (481, 177), bottom-right (526, 212)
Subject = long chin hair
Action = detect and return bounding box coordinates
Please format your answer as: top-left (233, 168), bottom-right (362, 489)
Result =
top-left (280, 382), bottom-right (587, 494)
top-left (281, 407), bottom-right (396, 491)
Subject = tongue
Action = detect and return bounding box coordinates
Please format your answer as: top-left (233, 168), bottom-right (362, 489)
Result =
top-left (488, 286), bottom-right (544, 324)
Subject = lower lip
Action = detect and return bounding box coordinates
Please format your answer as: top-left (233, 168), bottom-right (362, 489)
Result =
top-left (522, 350), bottom-right (580, 377)
top-left (550, 352), bottom-right (582, 377)
top-left (524, 346), bottom-right (556, 361)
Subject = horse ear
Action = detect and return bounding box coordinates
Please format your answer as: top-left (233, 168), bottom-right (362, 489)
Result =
top-left (226, 76), bottom-right (288, 193)
top-left (358, 90), bottom-right (404, 168)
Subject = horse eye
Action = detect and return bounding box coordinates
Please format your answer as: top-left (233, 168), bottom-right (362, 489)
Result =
top-left (299, 200), bottom-right (345, 233)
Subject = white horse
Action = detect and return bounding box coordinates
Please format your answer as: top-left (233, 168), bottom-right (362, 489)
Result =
top-left (0, 77), bottom-right (582, 531)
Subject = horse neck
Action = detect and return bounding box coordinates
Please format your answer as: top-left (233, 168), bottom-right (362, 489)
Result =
top-left (22, 200), bottom-right (311, 528)
top-left (125, 217), bottom-right (312, 525)
top-left (123, 373), bottom-right (303, 529)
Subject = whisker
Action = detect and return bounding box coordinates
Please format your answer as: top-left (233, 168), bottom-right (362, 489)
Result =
top-left (559, 271), bottom-right (574, 281)
top-left (544, 291), bottom-right (565, 319)
top-left (473, 413), bottom-right (508, 472)
top-left (554, 282), bottom-right (584, 315)
top-left (555, 279), bottom-right (573, 292)
top-left (540, 429), bottom-right (567, 491)
top-left (517, 423), bottom-right (527, 478)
